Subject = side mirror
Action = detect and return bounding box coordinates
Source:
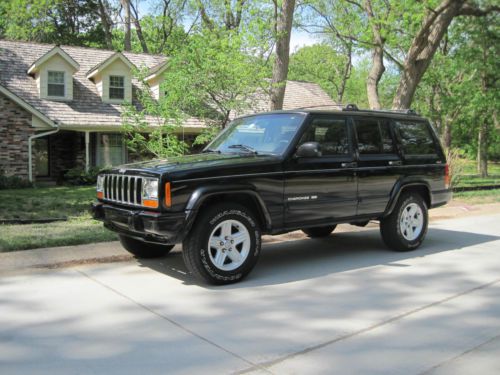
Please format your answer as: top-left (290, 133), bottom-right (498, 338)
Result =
top-left (295, 142), bottom-right (322, 158)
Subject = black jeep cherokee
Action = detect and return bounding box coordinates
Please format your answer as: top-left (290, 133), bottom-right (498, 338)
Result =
top-left (92, 107), bottom-right (451, 284)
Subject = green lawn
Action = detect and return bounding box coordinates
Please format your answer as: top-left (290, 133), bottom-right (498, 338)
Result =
top-left (456, 161), bottom-right (500, 188)
top-left (453, 189), bottom-right (500, 204)
top-left (0, 186), bottom-right (116, 252)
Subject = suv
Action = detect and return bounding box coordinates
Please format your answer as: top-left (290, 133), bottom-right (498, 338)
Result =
top-left (92, 107), bottom-right (451, 284)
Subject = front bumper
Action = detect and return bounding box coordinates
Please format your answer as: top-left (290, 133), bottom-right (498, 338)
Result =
top-left (92, 202), bottom-right (188, 245)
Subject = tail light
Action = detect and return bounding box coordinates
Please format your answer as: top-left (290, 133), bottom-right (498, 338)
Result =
top-left (444, 164), bottom-right (451, 189)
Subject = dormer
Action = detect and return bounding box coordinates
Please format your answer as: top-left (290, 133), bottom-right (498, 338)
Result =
top-left (86, 52), bottom-right (135, 104)
top-left (27, 46), bottom-right (79, 101)
top-left (145, 61), bottom-right (168, 100)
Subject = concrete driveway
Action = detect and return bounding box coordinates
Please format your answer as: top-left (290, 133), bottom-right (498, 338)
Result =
top-left (1, 213), bottom-right (499, 375)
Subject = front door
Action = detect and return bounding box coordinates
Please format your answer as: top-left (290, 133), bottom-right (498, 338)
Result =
top-left (34, 137), bottom-right (49, 177)
top-left (284, 115), bottom-right (357, 226)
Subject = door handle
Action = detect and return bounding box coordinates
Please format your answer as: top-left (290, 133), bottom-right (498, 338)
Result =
top-left (341, 162), bottom-right (357, 168)
top-left (388, 160), bottom-right (402, 166)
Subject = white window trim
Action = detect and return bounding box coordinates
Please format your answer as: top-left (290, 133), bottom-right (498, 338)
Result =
top-left (109, 75), bottom-right (125, 101)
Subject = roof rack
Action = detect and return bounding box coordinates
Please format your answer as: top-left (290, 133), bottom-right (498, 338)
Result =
top-left (294, 103), bottom-right (419, 116)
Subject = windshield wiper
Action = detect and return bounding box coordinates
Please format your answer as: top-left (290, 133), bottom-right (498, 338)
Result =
top-left (202, 148), bottom-right (221, 153)
top-left (228, 144), bottom-right (258, 154)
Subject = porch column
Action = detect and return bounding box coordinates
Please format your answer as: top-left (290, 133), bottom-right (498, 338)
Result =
top-left (85, 131), bottom-right (90, 172)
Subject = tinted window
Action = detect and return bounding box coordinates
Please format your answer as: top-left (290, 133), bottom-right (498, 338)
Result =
top-left (355, 119), bottom-right (394, 154)
top-left (395, 121), bottom-right (437, 155)
top-left (300, 117), bottom-right (349, 156)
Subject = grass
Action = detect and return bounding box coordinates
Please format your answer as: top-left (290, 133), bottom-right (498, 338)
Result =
top-left (0, 186), bottom-right (116, 252)
top-left (453, 189), bottom-right (500, 204)
top-left (456, 161), bottom-right (500, 188)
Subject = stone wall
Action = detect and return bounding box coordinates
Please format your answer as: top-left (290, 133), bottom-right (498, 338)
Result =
top-left (0, 92), bottom-right (35, 179)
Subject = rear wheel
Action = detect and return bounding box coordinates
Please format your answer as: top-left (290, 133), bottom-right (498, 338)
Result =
top-left (118, 235), bottom-right (174, 258)
top-left (302, 225), bottom-right (337, 238)
top-left (380, 193), bottom-right (428, 251)
top-left (182, 203), bottom-right (261, 285)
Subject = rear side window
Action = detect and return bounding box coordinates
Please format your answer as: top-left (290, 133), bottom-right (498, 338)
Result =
top-left (395, 121), bottom-right (437, 155)
top-left (300, 117), bottom-right (349, 156)
top-left (354, 118), bottom-right (395, 154)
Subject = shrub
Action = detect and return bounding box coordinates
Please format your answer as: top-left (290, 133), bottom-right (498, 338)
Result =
top-left (0, 170), bottom-right (33, 189)
top-left (445, 148), bottom-right (467, 188)
top-left (64, 167), bottom-right (102, 185)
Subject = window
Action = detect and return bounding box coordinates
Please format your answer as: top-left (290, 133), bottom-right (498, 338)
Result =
top-left (96, 134), bottom-right (125, 166)
top-left (109, 75), bottom-right (125, 100)
top-left (47, 71), bottom-right (65, 97)
top-left (395, 121), bottom-right (437, 155)
top-left (300, 117), bottom-right (349, 156)
top-left (355, 119), bottom-right (394, 154)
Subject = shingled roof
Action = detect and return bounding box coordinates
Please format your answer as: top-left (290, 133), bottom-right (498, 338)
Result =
top-left (0, 40), bottom-right (336, 130)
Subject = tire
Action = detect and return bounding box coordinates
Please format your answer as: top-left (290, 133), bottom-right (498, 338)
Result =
top-left (380, 193), bottom-right (428, 251)
top-left (182, 203), bottom-right (261, 285)
top-left (302, 225), bottom-right (337, 238)
top-left (119, 235), bottom-right (174, 258)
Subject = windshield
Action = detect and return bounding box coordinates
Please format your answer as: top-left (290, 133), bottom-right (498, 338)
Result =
top-left (207, 113), bottom-right (306, 155)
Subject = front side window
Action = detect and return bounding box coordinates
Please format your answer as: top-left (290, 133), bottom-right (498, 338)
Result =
top-left (47, 71), bottom-right (65, 97)
top-left (299, 117), bottom-right (349, 156)
top-left (208, 113), bottom-right (305, 155)
top-left (395, 121), bottom-right (437, 155)
top-left (109, 75), bottom-right (125, 100)
top-left (355, 119), bottom-right (395, 154)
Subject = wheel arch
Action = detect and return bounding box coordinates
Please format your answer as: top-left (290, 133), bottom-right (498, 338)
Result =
top-left (184, 186), bottom-right (272, 235)
top-left (383, 181), bottom-right (431, 218)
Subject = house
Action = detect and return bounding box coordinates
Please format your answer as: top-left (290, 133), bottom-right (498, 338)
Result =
top-left (0, 40), bottom-right (337, 182)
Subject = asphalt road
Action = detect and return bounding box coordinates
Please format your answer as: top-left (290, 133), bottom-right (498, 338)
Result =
top-left (1, 214), bottom-right (499, 375)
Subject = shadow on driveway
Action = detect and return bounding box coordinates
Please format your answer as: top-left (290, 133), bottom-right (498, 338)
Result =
top-left (136, 227), bottom-right (500, 288)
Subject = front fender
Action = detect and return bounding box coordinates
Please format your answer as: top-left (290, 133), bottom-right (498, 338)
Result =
top-left (183, 185), bottom-right (273, 235)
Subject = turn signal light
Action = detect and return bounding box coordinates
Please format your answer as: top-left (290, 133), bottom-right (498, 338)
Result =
top-left (444, 164), bottom-right (451, 189)
top-left (165, 182), bottom-right (172, 208)
top-left (143, 199), bottom-right (159, 208)
top-left (97, 191), bottom-right (103, 199)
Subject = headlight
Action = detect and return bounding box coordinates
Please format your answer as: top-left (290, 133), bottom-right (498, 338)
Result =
top-left (142, 178), bottom-right (159, 200)
top-left (96, 175), bottom-right (104, 198)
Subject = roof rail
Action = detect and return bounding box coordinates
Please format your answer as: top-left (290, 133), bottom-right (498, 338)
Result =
top-left (364, 108), bottom-right (420, 116)
top-left (342, 103), bottom-right (359, 111)
top-left (292, 104), bottom-right (419, 116)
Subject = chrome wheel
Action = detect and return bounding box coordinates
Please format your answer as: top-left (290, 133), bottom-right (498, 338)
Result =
top-left (399, 202), bottom-right (424, 241)
top-left (208, 219), bottom-right (251, 271)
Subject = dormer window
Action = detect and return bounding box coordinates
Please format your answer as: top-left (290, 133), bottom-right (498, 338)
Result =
top-left (109, 75), bottom-right (125, 100)
top-left (47, 71), bottom-right (65, 97)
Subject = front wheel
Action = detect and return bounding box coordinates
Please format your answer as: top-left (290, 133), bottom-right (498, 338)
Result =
top-left (302, 225), bottom-right (337, 238)
top-left (380, 193), bottom-right (428, 251)
top-left (118, 235), bottom-right (174, 258)
top-left (182, 203), bottom-right (261, 284)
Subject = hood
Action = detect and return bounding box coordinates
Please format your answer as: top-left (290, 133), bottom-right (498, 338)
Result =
top-left (108, 152), bottom-right (283, 180)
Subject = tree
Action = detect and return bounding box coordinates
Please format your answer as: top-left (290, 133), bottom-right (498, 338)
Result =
top-left (270, 0), bottom-right (296, 110)
top-left (121, 0), bottom-right (132, 51)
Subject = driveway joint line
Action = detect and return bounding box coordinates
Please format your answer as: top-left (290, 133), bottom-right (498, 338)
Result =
top-left (75, 269), bottom-right (273, 374)
top-left (418, 332), bottom-right (500, 375)
top-left (238, 277), bottom-right (500, 373)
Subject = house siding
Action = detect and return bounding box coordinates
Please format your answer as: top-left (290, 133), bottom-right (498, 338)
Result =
top-left (0, 92), bottom-right (35, 179)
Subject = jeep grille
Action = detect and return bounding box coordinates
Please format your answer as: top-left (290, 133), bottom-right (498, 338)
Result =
top-left (102, 174), bottom-right (144, 206)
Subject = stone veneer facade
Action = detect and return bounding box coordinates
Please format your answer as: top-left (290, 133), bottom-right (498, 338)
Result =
top-left (0, 92), bottom-right (35, 179)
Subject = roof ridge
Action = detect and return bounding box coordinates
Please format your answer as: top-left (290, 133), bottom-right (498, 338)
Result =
top-left (0, 38), bottom-right (167, 59)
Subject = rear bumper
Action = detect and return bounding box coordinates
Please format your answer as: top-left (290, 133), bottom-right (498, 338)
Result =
top-left (92, 202), bottom-right (187, 245)
top-left (431, 188), bottom-right (453, 209)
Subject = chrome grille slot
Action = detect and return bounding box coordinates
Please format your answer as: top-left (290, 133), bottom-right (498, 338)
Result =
top-left (102, 174), bottom-right (147, 207)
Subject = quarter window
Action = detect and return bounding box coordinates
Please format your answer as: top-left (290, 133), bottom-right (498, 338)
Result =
top-left (395, 121), bottom-right (437, 155)
top-left (109, 75), bottom-right (125, 100)
top-left (355, 119), bottom-right (394, 154)
top-left (47, 71), bottom-right (65, 97)
top-left (300, 117), bottom-right (349, 156)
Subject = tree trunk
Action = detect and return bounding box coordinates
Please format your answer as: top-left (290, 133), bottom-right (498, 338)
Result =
top-left (392, 0), bottom-right (465, 109)
top-left (364, 0), bottom-right (385, 110)
top-left (443, 118), bottom-right (452, 149)
top-left (97, 0), bottom-right (113, 49)
top-left (477, 122), bottom-right (488, 177)
top-left (121, 0), bottom-right (132, 51)
top-left (270, 0), bottom-right (296, 111)
top-left (130, 2), bottom-right (149, 53)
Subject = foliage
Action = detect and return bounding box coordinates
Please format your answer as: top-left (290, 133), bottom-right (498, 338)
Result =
top-left (0, 170), bottom-right (32, 190)
top-left (64, 166), bottom-right (102, 185)
top-left (445, 148), bottom-right (467, 188)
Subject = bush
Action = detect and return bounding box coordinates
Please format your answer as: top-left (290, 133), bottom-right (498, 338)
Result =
top-left (64, 167), bottom-right (102, 185)
top-left (445, 148), bottom-right (467, 188)
top-left (0, 170), bottom-right (33, 189)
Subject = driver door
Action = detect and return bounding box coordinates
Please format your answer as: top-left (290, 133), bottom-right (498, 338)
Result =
top-left (284, 115), bottom-right (358, 226)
